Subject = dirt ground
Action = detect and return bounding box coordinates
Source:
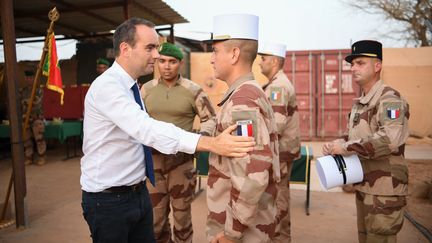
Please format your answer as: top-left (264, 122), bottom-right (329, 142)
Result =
top-left (0, 143), bottom-right (430, 243)
top-left (407, 159), bottom-right (432, 233)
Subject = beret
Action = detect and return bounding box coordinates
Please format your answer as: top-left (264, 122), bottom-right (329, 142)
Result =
top-left (158, 42), bottom-right (183, 60)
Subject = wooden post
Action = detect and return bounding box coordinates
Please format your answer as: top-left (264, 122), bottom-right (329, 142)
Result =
top-left (0, 0), bottom-right (28, 228)
top-left (123, 0), bottom-right (130, 20)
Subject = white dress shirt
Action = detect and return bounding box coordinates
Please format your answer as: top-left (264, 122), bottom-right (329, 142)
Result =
top-left (81, 61), bottom-right (200, 192)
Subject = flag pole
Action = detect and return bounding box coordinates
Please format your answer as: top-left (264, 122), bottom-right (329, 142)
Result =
top-left (23, 7), bottom-right (59, 136)
top-left (0, 7), bottom-right (60, 226)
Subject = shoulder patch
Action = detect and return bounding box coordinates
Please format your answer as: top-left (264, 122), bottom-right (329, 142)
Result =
top-left (381, 102), bottom-right (403, 123)
top-left (269, 86), bottom-right (284, 105)
top-left (232, 109), bottom-right (258, 141)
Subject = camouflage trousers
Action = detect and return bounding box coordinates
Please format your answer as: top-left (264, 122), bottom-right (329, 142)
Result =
top-left (355, 191), bottom-right (406, 243)
top-left (147, 153), bottom-right (196, 243)
top-left (24, 119), bottom-right (46, 164)
top-left (206, 170), bottom-right (278, 243)
top-left (274, 160), bottom-right (293, 243)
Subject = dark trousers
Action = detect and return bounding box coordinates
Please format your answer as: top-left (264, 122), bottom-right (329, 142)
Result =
top-left (82, 184), bottom-right (155, 243)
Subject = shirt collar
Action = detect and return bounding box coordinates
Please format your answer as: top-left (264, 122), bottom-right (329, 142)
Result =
top-left (359, 80), bottom-right (384, 105)
top-left (272, 69), bottom-right (284, 82)
top-left (218, 72), bottom-right (255, 107)
top-left (158, 75), bottom-right (182, 87)
top-left (263, 69), bottom-right (283, 89)
top-left (111, 61), bottom-right (138, 89)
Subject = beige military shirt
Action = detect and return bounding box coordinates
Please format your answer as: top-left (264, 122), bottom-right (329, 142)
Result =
top-left (343, 80), bottom-right (409, 196)
top-left (263, 70), bottom-right (301, 176)
top-left (141, 76), bottom-right (216, 135)
top-left (206, 73), bottom-right (279, 242)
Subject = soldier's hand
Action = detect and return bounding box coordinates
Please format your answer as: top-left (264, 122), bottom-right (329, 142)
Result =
top-left (330, 142), bottom-right (347, 155)
top-left (211, 232), bottom-right (235, 243)
top-left (322, 142), bottom-right (333, 155)
top-left (196, 125), bottom-right (255, 157)
top-left (216, 124), bottom-right (255, 157)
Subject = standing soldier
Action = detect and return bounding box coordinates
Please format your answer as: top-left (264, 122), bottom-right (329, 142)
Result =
top-left (96, 58), bottom-right (110, 75)
top-left (206, 14), bottom-right (280, 243)
top-left (258, 42), bottom-right (301, 243)
top-left (322, 40), bottom-right (409, 243)
top-left (20, 70), bottom-right (46, 165)
top-left (141, 42), bottom-right (216, 243)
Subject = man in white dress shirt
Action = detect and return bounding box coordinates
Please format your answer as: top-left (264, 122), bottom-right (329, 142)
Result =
top-left (80, 18), bottom-right (255, 243)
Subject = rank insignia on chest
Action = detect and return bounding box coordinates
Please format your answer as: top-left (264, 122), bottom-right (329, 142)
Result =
top-left (387, 108), bottom-right (400, 119)
top-left (271, 91), bottom-right (281, 101)
top-left (236, 120), bottom-right (253, 137)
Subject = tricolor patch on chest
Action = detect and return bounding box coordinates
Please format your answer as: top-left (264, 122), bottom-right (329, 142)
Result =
top-left (236, 120), bottom-right (253, 137)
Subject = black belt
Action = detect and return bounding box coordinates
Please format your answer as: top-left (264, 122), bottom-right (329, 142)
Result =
top-left (101, 181), bottom-right (145, 193)
top-left (333, 155), bottom-right (347, 185)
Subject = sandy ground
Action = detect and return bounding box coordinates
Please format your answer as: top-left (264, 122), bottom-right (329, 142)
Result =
top-left (0, 141), bottom-right (430, 243)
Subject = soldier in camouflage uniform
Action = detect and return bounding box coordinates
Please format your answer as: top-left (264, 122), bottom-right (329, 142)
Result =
top-left (258, 42), bottom-right (301, 243)
top-left (20, 70), bottom-right (46, 165)
top-left (141, 42), bottom-right (216, 243)
top-left (323, 40), bottom-right (409, 243)
top-left (206, 14), bottom-right (280, 243)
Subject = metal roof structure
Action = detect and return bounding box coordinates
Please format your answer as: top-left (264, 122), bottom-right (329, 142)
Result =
top-left (1, 0), bottom-right (188, 40)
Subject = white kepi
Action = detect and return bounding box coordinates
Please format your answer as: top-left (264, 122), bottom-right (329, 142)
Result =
top-left (210, 14), bottom-right (259, 41)
top-left (316, 154), bottom-right (363, 190)
top-left (258, 42), bottom-right (287, 58)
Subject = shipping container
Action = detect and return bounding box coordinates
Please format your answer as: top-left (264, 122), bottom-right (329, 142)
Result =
top-left (284, 52), bottom-right (316, 140)
top-left (190, 50), bottom-right (360, 140)
top-left (284, 50), bottom-right (360, 140)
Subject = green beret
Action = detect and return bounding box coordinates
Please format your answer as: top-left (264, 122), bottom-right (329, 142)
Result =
top-left (158, 42), bottom-right (183, 60)
top-left (96, 58), bottom-right (110, 66)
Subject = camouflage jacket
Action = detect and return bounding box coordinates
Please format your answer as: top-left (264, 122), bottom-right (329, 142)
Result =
top-left (263, 70), bottom-right (301, 176)
top-left (19, 86), bottom-right (44, 120)
top-left (342, 80), bottom-right (409, 196)
top-left (206, 73), bottom-right (280, 242)
top-left (141, 76), bottom-right (216, 135)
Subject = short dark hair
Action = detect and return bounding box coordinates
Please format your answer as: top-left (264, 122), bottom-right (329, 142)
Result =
top-left (113, 18), bottom-right (155, 57)
top-left (223, 39), bottom-right (258, 66)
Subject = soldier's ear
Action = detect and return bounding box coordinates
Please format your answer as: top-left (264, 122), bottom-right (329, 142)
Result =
top-left (231, 46), bottom-right (240, 64)
top-left (271, 57), bottom-right (278, 67)
top-left (374, 59), bottom-right (382, 73)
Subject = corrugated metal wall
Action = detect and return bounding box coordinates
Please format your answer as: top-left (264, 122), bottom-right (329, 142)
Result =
top-left (284, 50), bottom-right (360, 140)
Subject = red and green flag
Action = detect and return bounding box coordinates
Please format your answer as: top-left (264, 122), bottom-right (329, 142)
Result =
top-left (43, 32), bottom-right (64, 105)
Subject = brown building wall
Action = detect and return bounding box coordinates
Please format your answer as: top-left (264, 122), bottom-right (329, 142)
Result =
top-left (382, 47), bottom-right (432, 137)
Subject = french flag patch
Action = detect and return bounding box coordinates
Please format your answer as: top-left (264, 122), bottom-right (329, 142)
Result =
top-left (236, 120), bottom-right (253, 137)
top-left (387, 108), bottom-right (400, 119)
top-left (271, 91), bottom-right (280, 101)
